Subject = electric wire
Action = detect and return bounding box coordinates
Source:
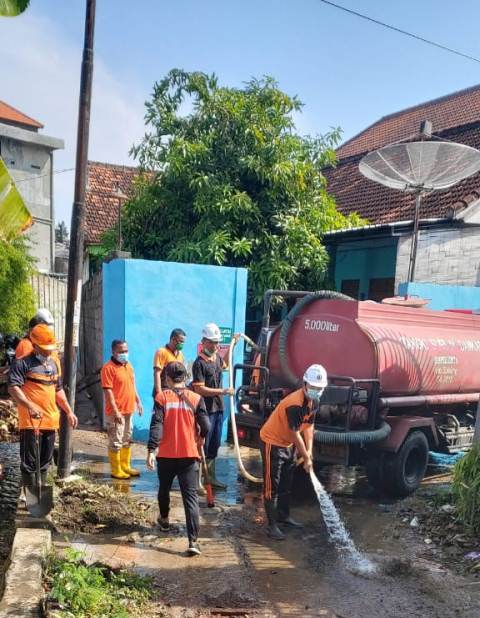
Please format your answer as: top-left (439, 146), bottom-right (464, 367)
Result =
top-left (12, 167), bottom-right (75, 185)
top-left (318, 0), bottom-right (480, 65)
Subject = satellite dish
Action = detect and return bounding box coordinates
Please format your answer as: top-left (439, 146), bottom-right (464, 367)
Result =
top-left (359, 137), bottom-right (480, 283)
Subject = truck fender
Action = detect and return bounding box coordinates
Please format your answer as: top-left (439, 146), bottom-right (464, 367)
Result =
top-left (374, 416), bottom-right (438, 453)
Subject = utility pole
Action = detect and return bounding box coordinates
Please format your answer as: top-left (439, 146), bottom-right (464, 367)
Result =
top-left (58, 0), bottom-right (96, 478)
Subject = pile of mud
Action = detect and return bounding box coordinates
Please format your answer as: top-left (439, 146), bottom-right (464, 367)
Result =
top-left (51, 480), bottom-right (155, 533)
top-left (0, 399), bottom-right (18, 442)
top-left (398, 488), bottom-right (480, 576)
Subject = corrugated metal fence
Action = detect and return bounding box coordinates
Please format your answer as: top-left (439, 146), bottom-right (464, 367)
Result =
top-left (30, 272), bottom-right (67, 348)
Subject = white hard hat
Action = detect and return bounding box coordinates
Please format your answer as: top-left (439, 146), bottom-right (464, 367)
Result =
top-left (303, 364), bottom-right (328, 388)
top-left (35, 308), bottom-right (54, 326)
top-left (202, 323), bottom-right (221, 342)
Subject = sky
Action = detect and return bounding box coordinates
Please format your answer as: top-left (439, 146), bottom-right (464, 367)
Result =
top-left (1, 0), bottom-right (480, 226)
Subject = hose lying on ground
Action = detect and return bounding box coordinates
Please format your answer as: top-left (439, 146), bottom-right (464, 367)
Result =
top-left (228, 334), bottom-right (263, 484)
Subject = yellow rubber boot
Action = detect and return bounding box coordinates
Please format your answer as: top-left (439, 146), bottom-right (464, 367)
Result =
top-left (109, 450), bottom-right (130, 479)
top-left (120, 446), bottom-right (140, 477)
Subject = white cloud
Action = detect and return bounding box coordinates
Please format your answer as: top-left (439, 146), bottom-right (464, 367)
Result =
top-left (0, 13), bottom-right (146, 225)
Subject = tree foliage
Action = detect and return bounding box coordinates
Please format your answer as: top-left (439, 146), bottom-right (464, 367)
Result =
top-left (109, 70), bottom-right (365, 303)
top-left (0, 0), bottom-right (30, 17)
top-left (0, 237), bottom-right (35, 334)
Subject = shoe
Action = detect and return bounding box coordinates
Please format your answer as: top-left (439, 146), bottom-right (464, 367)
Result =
top-left (187, 541), bottom-right (201, 556)
top-left (157, 517), bottom-right (170, 531)
top-left (206, 459), bottom-right (227, 490)
top-left (278, 516), bottom-right (303, 528)
top-left (108, 450), bottom-right (130, 479)
top-left (267, 524), bottom-right (286, 541)
top-left (120, 446), bottom-right (140, 477)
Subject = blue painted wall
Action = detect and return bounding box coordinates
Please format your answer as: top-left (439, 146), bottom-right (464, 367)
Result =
top-left (334, 237), bottom-right (397, 298)
top-left (399, 282), bottom-right (480, 311)
top-left (102, 259), bottom-right (248, 442)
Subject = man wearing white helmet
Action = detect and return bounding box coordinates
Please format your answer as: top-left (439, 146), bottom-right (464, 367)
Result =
top-left (191, 323), bottom-right (237, 490)
top-left (15, 309), bottom-right (55, 360)
top-left (259, 363), bottom-right (328, 540)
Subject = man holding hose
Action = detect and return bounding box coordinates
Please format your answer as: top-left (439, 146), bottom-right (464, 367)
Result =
top-left (260, 364), bottom-right (328, 540)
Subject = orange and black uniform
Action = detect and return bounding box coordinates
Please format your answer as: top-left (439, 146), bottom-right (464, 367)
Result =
top-left (8, 353), bottom-right (63, 475)
top-left (260, 389), bottom-right (315, 523)
top-left (153, 346), bottom-right (185, 394)
top-left (148, 388), bottom-right (210, 543)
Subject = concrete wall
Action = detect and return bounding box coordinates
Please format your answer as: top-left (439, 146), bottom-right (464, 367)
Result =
top-left (395, 227), bottom-right (480, 291)
top-left (399, 281), bottom-right (480, 311)
top-left (79, 271), bottom-right (104, 419)
top-left (102, 259), bottom-right (248, 442)
top-left (0, 123), bottom-right (63, 272)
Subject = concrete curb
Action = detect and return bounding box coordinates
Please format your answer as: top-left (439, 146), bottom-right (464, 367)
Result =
top-left (0, 527), bottom-right (51, 617)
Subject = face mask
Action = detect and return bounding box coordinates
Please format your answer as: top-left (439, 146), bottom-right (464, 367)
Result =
top-left (36, 354), bottom-right (49, 363)
top-left (306, 388), bottom-right (322, 403)
top-left (115, 352), bottom-right (129, 364)
top-left (203, 347), bottom-right (214, 357)
top-left (176, 343), bottom-right (184, 351)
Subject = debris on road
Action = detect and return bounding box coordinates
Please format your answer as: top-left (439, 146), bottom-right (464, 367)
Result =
top-left (0, 399), bottom-right (18, 442)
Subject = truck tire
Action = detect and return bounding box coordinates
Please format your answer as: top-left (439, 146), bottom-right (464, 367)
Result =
top-left (385, 431), bottom-right (429, 497)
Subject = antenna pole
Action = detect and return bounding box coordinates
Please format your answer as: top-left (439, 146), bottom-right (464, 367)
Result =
top-left (407, 192), bottom-right (422, 283)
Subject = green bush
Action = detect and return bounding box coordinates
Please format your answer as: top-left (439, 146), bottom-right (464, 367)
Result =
top-left (0, 237), bottom-right (35, 334)
top-left (452, 442), bottom-right (480, 535)
top-left (44, 548), bottom-right (153, 618)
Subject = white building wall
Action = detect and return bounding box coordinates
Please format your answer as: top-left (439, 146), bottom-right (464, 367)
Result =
top-left (395, 226), bottom-right (480, 290)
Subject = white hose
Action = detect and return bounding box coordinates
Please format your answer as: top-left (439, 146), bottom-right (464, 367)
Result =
top-left (228, 334), bottom-right (263, 484)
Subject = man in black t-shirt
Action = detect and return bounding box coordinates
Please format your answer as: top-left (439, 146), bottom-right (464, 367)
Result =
top-left (192, 323), bottom-right (236, 490)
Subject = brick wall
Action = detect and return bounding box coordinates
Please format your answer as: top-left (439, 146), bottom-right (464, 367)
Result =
top-left (395, 227), bottom-right (480, 290)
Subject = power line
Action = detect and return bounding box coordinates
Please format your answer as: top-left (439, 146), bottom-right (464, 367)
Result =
top-left (13, 167), bottom-right (75, 184)
top-left (318, 0), bottom-right (480, 65)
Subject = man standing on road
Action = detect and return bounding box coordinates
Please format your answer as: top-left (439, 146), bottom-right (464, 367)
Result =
top-left (147, 361), bottom-right (210, 556)
top-left (153, 329), bottom-right (186, 396)
top-left (101, 340), bottom-right (143, 479)
top-left (260, 364), bottom-right (327, 540)
top-left (8, 324), bottom-right (78, 491)
top-left (191, 323), bottom-right (237, 490)
top-left (15, 308), bottom-right (56, 359)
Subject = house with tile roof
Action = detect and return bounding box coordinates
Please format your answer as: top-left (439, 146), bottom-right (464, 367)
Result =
top-left (0, 100), bottom-right (63, 272)
top-left (323, 84), bottom-right (480, 301)
top-left (84, 160), bottom-right (144, 279)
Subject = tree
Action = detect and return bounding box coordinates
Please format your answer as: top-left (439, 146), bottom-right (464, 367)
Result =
top-left (0, 238), bottom-right (36, 334)
top-left (107, 70), bottom-right (365, 304)
top-left (0, 0), bottom-right (30, 17)
top-left (55, 221), bottom-right (69, 244)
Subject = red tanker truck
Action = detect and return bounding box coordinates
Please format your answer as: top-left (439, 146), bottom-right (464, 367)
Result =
top-left (232, 290), bottom-right (479, 496)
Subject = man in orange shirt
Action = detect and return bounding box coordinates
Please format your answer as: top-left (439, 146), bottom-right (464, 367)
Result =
top-left (15, 308), bottom-right (56, 360)
top-left (8, 324), bottom-right (78, 491)
top-left (101, 340), bottom-right (143, 479)
top-left (260, 364), bottom-right (328, 540)
top-left (147, 362), bottom-right (209, 556)
top-left (152, 329), bottom-right (186, 396)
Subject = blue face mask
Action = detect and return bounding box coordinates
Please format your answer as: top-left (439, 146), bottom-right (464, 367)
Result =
top-left (115, 352), bottom-right (129, 364)
top-left (36, 354), bottom-right (49, 363)
top-left (306, 388), bottom-right (322, 403)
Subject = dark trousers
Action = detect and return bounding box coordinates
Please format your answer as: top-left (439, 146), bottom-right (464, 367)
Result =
top-left (156, 457), bottom-right (200, 543)
top-left (205, 410), bottom-right (224, 460)
top-left (260, 441), bottom-right (295, 524)
top-left (20, 429), bottom-right (56, 475)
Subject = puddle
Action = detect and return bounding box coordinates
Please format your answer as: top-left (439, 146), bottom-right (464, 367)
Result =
top-left (0, 442), bottom-right (20, 570)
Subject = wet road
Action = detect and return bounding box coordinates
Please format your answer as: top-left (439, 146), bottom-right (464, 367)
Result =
top-left (70, 433), bottom-right (480, 617)
top-left (0, 442), bottom-right (20, 578)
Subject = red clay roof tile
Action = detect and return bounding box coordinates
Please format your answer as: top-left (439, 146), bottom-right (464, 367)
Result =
top-left (0, 100), bottom-right (43, 129)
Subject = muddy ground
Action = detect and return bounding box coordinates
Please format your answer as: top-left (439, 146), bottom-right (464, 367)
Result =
top-left (49, 430), bottom-right (480, 617)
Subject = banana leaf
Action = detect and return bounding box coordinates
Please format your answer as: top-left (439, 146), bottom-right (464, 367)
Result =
top-left (0, 0), bottom-right (30, 16)
top-left (0, 157), bottom-right (33, 240)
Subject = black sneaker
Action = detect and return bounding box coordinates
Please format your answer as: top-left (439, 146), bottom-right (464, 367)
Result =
top-left (157, 517), bottom-right (170, 531)
top-left (187, 541), bottom-right (201, 556)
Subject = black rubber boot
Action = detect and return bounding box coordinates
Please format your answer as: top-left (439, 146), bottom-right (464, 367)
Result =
top-left (278, 514), bottom-right (304, 528)
top-left (21, 471), bottom-right (36, 489)
top-left (264, 499), bottom-right (285, 541)
top-left (40, 471), bottom-right (49, 486)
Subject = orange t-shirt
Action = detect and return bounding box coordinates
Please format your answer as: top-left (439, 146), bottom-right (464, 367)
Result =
top-left (154, 389), bottom-right (203, 458)
top-left (8, 353), bottom-right (62, 430)
top-left (153, 346), bottom-right (185, 390)
top-left (101, 359), bottom-right (136, 415)
top-left (260, 388), bottom-right (314, 447)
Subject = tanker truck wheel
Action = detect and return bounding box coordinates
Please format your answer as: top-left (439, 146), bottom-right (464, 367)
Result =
top-left (386, 431), bottom-right (429, 497)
